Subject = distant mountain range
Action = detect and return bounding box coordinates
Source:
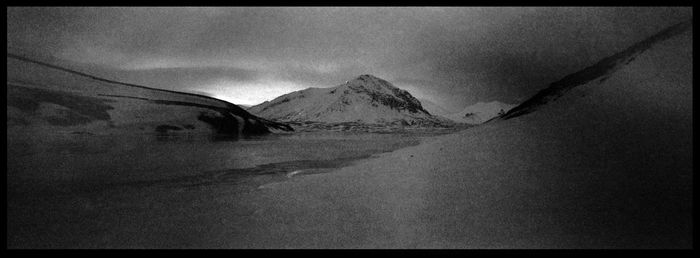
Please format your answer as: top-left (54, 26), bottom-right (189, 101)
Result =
top-left (248, 74), bottom-right (450, 126)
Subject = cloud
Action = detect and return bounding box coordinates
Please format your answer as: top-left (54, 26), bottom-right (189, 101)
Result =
top-left (7, 7), bottom-right (692, 110)
top-left (198, 78), bottom-right (308, 106)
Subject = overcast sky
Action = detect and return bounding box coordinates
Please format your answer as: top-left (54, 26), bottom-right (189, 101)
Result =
top-left (7, 7), bottom-right (692, 111)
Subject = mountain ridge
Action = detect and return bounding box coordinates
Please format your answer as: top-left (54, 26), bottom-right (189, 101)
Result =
top-left (418, 98), bottom-right (454, 117)
top-left (500, 20), bottom-right (692, 121)
top-left (6, 54), bottom-right (294, 136)
top-left (248, 74), bottom-right (446, 126)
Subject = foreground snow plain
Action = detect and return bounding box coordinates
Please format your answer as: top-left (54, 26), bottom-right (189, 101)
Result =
top-left (237, 21), bottom-right (693, 248)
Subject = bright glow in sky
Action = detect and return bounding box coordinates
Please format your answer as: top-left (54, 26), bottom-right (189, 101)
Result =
top-left (7, 7), bottom-right (692, 111)
top-left (200, 79), bottom-right (308, 106)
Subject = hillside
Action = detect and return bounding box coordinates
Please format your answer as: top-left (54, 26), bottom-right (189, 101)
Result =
top-left (248, 75), bottom-right (447, 126)
top-left (418, 98), bottom-right (454, 117)
top-left (217, 20), bottom-right (692, 248)
top-left (6, 54), bottom-right (292, 138)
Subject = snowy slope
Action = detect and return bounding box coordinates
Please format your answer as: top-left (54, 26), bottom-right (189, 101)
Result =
top-left (6, 54), bottom-right (292, 138)
top-left (217, 21), bottom-right (692, 248)
top-left (500, 21), bottom-right (691, 122)
top-left (444, 101), bottom-right (517, 124)
top-left (248, 75), bottom-right (446, 126)
top-left (418, 98), bottom-right (453, 117)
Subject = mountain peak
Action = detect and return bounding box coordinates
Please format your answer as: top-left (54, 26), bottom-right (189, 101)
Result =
top-left (357, 74), bottom-right (380, 80)
top-left (344, 74), bottom-right (398, 94)
top-left (248, 75), bottom-right (437, 124)
top-left (348, 74), bottom-right (387, 84)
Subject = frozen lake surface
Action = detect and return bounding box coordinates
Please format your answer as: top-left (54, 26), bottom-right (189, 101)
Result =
top-left (7, 129), bottom-right (462, 248)
top-left (8, 129), bottom-right (458, 194)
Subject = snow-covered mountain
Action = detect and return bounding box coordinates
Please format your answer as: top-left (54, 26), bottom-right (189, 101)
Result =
top-left (444, 101), bottom-right (517, 124)
top-left (248, 74), bottom-right (447, 126)
top-left (6, 54), bottom-right (292, 138)
top-left (216, 20), bottom-right (693, 248)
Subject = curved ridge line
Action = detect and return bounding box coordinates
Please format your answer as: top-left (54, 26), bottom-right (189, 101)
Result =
top-left (500, 20), bottom-right (691, 121)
